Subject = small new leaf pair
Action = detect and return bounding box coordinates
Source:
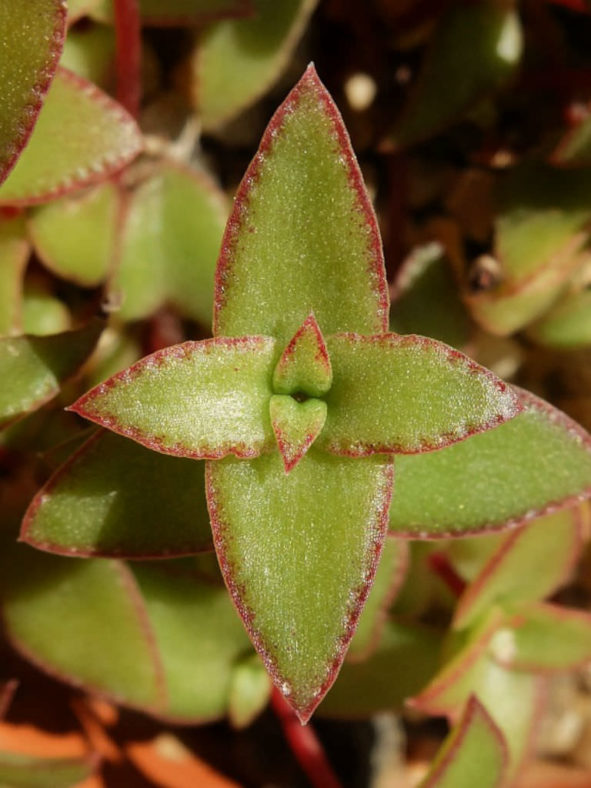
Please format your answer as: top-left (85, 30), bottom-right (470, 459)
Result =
top-left (69, 66), bottom-right (528, 722)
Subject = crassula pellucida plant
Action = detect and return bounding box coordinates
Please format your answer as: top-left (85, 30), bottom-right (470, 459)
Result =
top-left (8, 1), bottom-right (591, 785)
top-left (47, 64), bottom-right (536, 723)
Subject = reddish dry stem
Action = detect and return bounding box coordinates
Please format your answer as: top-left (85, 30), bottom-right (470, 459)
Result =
top-left (428, 552), bottom-right (466, 597)
top-left (113, 0), bottom-right (141, 119)
top-left (270, 688), bottom-right (343, 788)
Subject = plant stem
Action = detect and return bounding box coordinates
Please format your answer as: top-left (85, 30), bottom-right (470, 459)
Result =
top-left (270, 688), bottom-right (344, 788)
top-left (428, 551), bottom-right (466, 597)
top-left (113, 0), bottom-right (141, 119)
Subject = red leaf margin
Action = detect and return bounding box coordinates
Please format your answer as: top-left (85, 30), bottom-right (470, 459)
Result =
top-left (321, 332), bottom-right (522, 457)
top-left (19, 428), bottom-right (216, 560)
top-left (273, 313), bottom-right (332, 394)
top-left (205, 455), bottom-right (395, 724)
top-left (0, 0), bottom-right (67, 187)
top-left (68, 335), bottom-right (276, 460)
top-left (0, 67), bottom-right (143, 208)
top-left (213, 63), bottom-right (389, 338)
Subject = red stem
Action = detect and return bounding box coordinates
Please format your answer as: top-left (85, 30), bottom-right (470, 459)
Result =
top-left (113, 0), bottom-right (141, 118)
top-left (428, 551), bottom-right (466, 597)
top-left (270, 688), bottom-right (343, 788)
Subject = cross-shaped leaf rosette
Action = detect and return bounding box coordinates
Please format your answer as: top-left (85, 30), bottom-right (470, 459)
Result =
top-left (69, 66), bottom-right (520, 723)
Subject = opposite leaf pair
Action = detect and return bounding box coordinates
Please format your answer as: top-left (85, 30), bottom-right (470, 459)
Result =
top-left (67, 66), bottom-right (523, 722)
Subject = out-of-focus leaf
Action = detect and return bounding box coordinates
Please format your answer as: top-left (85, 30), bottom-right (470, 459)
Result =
top-left (453, 507), bottom-right (582, 630)
top-left (109, 162), bottom-right (226, 324)
top-left (0, 1), bottom-right (66, 185)
top-left (390, 243), bottom-right (472, 348)
top-left (444, 532), bottom-right (508, 583)
top-left (552, 108), bottom-right (591, 166)
top-left (0, 67), bottom-right (142, 206)
top-left (67, 0), bottom-right (108, 24)
top-left (21, 429), bottom-right (214, 558)
top-left (1, 549), bottom-right (166, 711)
top-left (419, 697), bottom-right (507, 788)
top-left (70, 336), bottom-right (277, 459)
top-left (60, 23), bottom-right (116, 87)
top-left (490, 603), bottom-right (591, 672)
top-left (392, 0), bottom-right (522, 147)
top-left (85, 325), bottom-right (142, 387)
top-left (465, 167), bottom-right (591, 335)
top-left (412, 613), bottom-right (543, 779)
top-left (527, 287), bottom-right (591, 348)
top-left (207, 449), bottom-right (393, 722)
top-left (320, 333), bottom-right (519, 455)
top-left (228, 654), bottom-right (271, 728)
top-left (213, 65), bottom-right (388, 347)
top-left (29, 181), bottom-right (120, 287)
top-left (22, 284), bottom-right (71, 336)
top-left (139, 0), bottom-right (254, 25)
top-left (390, 388), bottom-right (591, 537)
top-left (346, 537), bottom-right (409, 662)
top-left (0, 752), bottom-right (96, 788)
top-left (0, 215), bottom-right (29, 336)
top-left (194, 0), bottom-right (317, 130)
top-left (129, 560), bottom-right (251, 722)
top-left (0, 321), bottom-right (102, 430)
top-left (317, 620), bottom-right (442, 718)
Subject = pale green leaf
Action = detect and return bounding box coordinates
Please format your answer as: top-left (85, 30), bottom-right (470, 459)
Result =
top-left (0, 215), bottom-right (28, 335)
top-left (0, 67), bottom-right (142, 206)
top-left (21, 429), bottom-right (214, 558)
top-left (420, 697), bottom-right (507, 788)
top-left (320, 333), bottom-right (519, 455)
top-left (390, 389), bottom-right (591, 536)
top-left (0, 752), bottom-right (96, 788)
top-left (109, 162), bottom-right (226, 325)
top-left (228, 654), bottom-right (271, 728)
top-left (207, 449), bottom-right (393, 721)
top-left (29, 181), bottom-right (120, 287)
top-left (194, 0), bottom-right (317, 130)
top-left (213, 65), bottom-right (388, 346)
top-left (0, 0), bottom-right (66, 184)
top-left (0, 321), bottom-right (102, 430)
top-left (70, 336), bottom-right (276, 458)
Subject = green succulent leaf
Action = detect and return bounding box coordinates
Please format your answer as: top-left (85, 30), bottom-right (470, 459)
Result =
top-left (140, 0), bottom-right (254, 25)
top-left (318, 619), bottom-right (442, 718)
top-left (390, 244), bottom-right (472, 349)
top-left (272, 314), bottom-right (332, 397)
top-left (419, 697), bottom-right (507, 788)
top-left (527, 287), bottom-right (591, 348)
top-left (320, 333), bottom-right (519, 455)
top-left (453, 507), bottom-right (582, 630)
top-left (0, 215), bottom-right (29, 336)
top-left (1, 550), bottom-right (166, 711)
top-left (412, 612), bottom-right (543, 779)
top-left (69, 336), bottom-right (277, 459)
top-left (129, 560), bottom-right (251, 722)
top-left (213, 64), bottom-right (388, 346)
top-left (228, 654), bottom-right (272, 729)
top-left (60, 23), bottom-right (116, 87)
top-left (194, 0), bottom-right (317, 130)
top-left (0, 752), bottom-right (97, 788)
top-left (269, 395), bottom-right (327, 472)
top-left (0, 67), bottom-right (142, 206)
top-left (390, 388), bottom-right (591, 537)
top-left (392, 0), bottom-right (522, 147)
top-left (346, 536), bottom-right (409, 662)
top-left (0, 0), bottom-right (66, 185)
top-left (22, 283), bottom-right (71, 336)
top-left (489, 603), bottom-right (591, 672)
top-left (0, 321), bottom-right (102, 430)
top-left (21, 429), bottom-right (214, 558)
top-left (29, 181), bottom-right (120, 287)
top-left (466, 167), bottom-right (591, 335)
top-left (207, 449), bottom-right (393, 722)
top-left (109, 162), bottom-right (227, 325)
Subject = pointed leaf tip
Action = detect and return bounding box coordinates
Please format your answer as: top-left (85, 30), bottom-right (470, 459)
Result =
top-left (270, 395), bottom-right (327, 472)
top-left (273, 314), bottom-right (332, 397)
top-left (213, 64), bottom-right (388, 345)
